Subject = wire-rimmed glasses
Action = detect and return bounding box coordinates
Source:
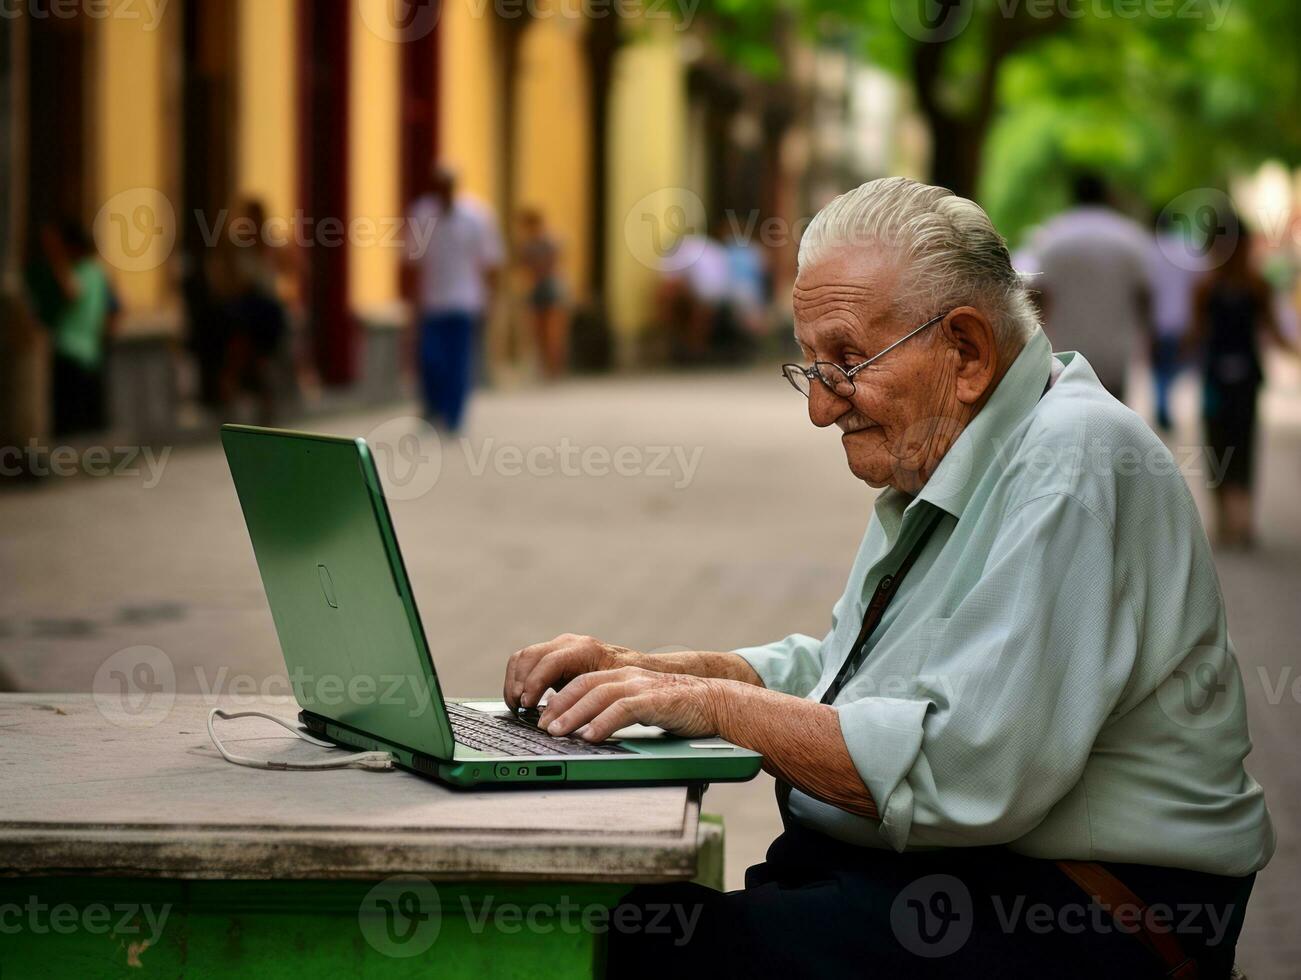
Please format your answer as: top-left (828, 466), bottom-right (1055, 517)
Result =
top-left (781, 311), bottom-right (948, 399)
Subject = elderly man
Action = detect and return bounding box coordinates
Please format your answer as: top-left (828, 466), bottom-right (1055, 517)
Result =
top-left (502, 178), bottom-right (1273, 977)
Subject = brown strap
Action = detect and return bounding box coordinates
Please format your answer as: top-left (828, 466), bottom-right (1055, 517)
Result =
top-left (819, 506), bottom-right (945, 707)
top-left (1056, 860), bottom-right (1200, 979)
top-left (776, 507), bottom-right (944, 821)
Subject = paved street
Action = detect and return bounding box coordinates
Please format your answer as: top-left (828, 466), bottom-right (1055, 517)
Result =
top-left (2, 363), bottom-right (1299, 977)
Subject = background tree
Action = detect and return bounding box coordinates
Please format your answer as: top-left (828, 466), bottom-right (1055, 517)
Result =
top-left (700, 0), bottom-right (1301, 243)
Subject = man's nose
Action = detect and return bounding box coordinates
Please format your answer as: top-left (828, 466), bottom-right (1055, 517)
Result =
top-left (807, 380), bottom-right (848, 428)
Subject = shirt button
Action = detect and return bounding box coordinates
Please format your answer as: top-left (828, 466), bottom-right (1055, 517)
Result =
top-left (880, 575), bottom-right (894, 590)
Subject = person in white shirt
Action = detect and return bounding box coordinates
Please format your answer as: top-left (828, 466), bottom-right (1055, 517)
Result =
top-left (1029, 175), bottom-right (1154, 401)
top-left (406, 164), bottom-right (504, 431)
top-left (657, 232), bottom-right (732, 360)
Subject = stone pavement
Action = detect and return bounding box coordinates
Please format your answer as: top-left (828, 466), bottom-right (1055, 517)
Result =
top-left (1, 362), bottom-right (1298, 976)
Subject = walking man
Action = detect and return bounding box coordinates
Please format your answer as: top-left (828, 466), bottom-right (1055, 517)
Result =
top-left (406, 164), bottom-right (503, 432)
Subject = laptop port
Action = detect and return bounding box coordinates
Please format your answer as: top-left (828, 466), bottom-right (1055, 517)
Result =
top-left (410, 753), bottom-right (441, 775)
top-left (536, 764), bottom-right (562, 777)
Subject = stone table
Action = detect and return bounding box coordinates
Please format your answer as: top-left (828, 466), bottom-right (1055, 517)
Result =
top-left (0, 694), bottom-right (722, 977)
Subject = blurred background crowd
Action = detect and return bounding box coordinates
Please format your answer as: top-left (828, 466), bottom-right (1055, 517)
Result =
top-left (0, 0), bottom-right (1298, 557)
top-left (2, 2), bottom-right (1299, 494)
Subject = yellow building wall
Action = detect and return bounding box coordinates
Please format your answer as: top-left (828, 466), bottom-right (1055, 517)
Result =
top-left (236, 0), bottom-right (297, 225)
top-left (606, 26), bottom-right (689, 352)
top-left (349, 0), bottom-right (403, 313)
top-left (94, 9), bottom-right (172, 316)
top-left (514, 14), bottom-right (591, 301)
top-left (439, 0), bottom-right (504, 216)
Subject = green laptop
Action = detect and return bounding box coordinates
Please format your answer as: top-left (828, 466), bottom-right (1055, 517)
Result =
top-left (221, 424), bottom-right (762, 787)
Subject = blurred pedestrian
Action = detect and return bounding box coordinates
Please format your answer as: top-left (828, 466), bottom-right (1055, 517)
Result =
top-left (1029, 174), bottom-right (1153, 400)
top-left (515, 208), bottom-right (568, 380)
top-left (406, 164), bottom-right (503, 432)
top-left (182, 244), bottom-right (231, 413)
top-left (224, 198), bottom-right (291, 425)
top-left (33, 220), bottom-right (116, 437)
top-left (718, 218), bottom-right (770, 355)
top-left (1188, 211), bottom-right (1300, 549)
top-left (1148, 211), bottom-right (1205, 431)
top-left (658, 228), bottom-right (729, 363)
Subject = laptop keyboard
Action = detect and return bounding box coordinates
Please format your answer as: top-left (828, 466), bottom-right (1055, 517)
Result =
top-left (446, 701), bottom-right (631, 756)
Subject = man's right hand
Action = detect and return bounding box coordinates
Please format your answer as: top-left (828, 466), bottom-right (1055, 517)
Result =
top-left (504, 633), bottom-right (640, 711)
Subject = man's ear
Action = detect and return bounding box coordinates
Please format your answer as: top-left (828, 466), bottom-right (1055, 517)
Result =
top-left (943, 307), bottom-right (999, 406)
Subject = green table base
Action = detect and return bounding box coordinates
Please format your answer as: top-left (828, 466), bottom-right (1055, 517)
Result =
top-left (0, 878), bottom-right (631, 978)
top-left (1, 699), bottom-right (729, 978)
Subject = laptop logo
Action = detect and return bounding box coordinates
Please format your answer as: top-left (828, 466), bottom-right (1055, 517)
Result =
top-left (317, 563), bottom-right (339, 609)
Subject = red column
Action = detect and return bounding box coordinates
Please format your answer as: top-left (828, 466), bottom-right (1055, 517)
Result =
top-left (297, 0), bottom-right (355, 387)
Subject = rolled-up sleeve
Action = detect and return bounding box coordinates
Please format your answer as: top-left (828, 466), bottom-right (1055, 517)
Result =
top-left (836, 491), bottom-right (1137, 851)
top-left (733, 631), bottom-right (828, 697)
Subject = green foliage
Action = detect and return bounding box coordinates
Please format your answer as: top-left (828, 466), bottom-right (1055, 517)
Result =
top-left (696, 0), bottom-right (1300, 245)
top-left (982, 0), bottom-right (1301, 244)
top-left (704, 0), bottom-right (789, 78)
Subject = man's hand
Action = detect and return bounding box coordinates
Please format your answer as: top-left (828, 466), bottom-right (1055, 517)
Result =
top-left (508, 640), bottom-right (879, 818)
top-left (504, 634), bottom-right (767, 712)
top-left (537, 667), bottom-right (722, 742)
top-left (504, 633), bottom-right (640, 711)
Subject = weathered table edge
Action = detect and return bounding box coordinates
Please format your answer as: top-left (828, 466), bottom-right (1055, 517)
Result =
top-left (1, 694), bottom-right (712, 884)
top-left (0, 794), bottom-right (705, 883)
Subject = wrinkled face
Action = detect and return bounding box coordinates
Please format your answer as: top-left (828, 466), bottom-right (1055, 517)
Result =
top-left (792, 249), bottom-right (970, 493)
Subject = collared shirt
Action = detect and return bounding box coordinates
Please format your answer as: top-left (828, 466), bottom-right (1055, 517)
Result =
top-left (407, 195), bottom-right (504, 316)
top-left (736, 329), bottom-right (1274, 877)
top-left (1028, 207), bottom-right (1153, 394)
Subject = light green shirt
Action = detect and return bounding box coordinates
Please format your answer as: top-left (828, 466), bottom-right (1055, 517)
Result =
top-left (53, 259), bottom-right (111, 370)
top-left (737, 329), bottom-right (1274, 877)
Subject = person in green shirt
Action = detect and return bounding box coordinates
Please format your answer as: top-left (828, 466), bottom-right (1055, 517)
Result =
top-left (37, 221), bottom-right (115, 436)
top-left (501, 178), bottom-right (1272, 977)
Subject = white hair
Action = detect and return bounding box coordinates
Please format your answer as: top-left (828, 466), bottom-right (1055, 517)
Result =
top-left (798, 176), bottom-right (1039, 353)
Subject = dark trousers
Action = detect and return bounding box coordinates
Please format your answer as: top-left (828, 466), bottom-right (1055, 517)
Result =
top-left (1204, 380), bottom-right (1259, 490)
top-left (419, 311), bottom-right (479, 432)
top-left (51, 353), bottom-right (106, 437)
top-left (605, 822), bottom-right (1253, 979)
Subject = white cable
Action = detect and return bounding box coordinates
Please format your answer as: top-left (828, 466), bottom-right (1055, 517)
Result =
top-left (207, 708), bottom-right (395, 771)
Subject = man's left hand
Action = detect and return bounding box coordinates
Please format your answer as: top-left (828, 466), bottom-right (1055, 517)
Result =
top-left (536, 667), bottom-right (724, 742)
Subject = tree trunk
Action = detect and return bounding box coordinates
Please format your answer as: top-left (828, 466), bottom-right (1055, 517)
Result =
top-left (911, 3), bottom-right (1068, 199)
top-left (585, 17), bottom-right (620, 303)
top-left (925, 112), bottom-right (983, 199)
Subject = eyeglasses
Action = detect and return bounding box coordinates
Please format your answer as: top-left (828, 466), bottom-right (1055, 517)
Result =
top-left (781, 311), bottom-right (948, 399)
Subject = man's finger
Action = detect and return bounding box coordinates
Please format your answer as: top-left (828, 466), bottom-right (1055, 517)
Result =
top-left (537, 669), bottom-right (619, 729)
top-left (504, 645), bottom-right (543, 709)
top-left (578, 696), bottom-right (648, 743)
top-left (504, 636), bottom-right (570, 708)
top-left (503, 650), bottom-right (524, 708)
top-left (543, 678), bottom-right (637, 736)
top-left (519, 641), bottom-right (596, 709)
top-left (538, 667), bottom-right (636, 727)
